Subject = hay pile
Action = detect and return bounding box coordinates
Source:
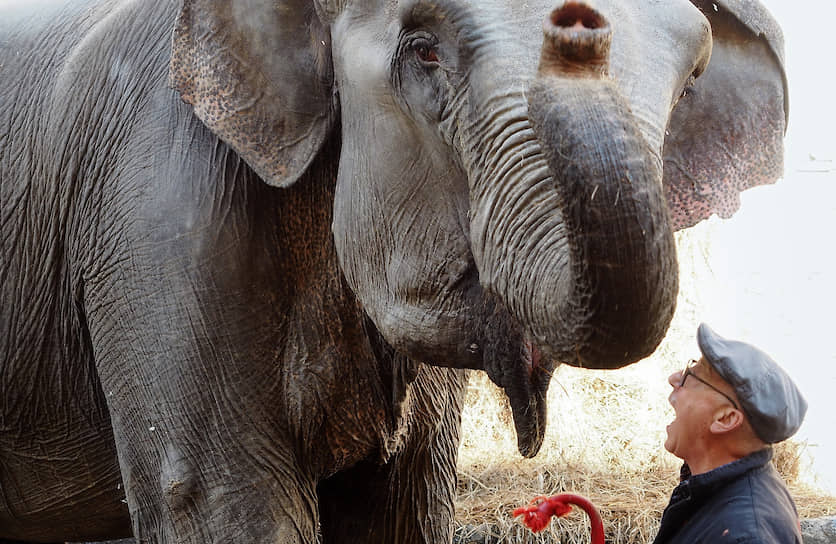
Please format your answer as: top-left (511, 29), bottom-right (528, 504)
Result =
top-left (454, 229), bottom-right (836, 543)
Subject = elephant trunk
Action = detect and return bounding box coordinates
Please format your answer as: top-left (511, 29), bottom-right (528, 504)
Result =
top-left (470, 3), bottom-right (678, 368)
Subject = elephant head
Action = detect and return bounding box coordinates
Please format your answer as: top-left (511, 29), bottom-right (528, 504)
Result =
top-left (169, 0), bottom-right (786, 457)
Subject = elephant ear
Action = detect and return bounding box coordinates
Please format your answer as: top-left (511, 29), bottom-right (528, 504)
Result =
top-left (663, 0), bottom-right (788, 230)
top-left (169, 1), bottom-right (336, 187)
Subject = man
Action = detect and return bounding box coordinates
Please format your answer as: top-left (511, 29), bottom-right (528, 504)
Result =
top-left (654, 323), bottom-right (808, 544)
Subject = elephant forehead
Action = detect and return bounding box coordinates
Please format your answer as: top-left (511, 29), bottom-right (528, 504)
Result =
top-left (470, 0), bottom-right (710, 57)
top-left (393, 0), bottom-right (708, 111)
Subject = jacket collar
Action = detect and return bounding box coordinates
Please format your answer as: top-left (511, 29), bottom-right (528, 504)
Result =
top-left (683, 447), bottom-right (773, 501)
top-left (654, 448), bottom-right (773, 544)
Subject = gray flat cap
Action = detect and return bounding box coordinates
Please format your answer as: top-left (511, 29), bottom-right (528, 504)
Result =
top-left (697, 323), bottom-right (807, 444)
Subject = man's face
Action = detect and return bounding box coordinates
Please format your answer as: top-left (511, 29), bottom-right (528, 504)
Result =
top-left (664, 358), bottom-right (739, 460)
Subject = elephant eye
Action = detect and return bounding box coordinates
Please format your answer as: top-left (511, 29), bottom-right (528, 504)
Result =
top-left (413, 39), bottom-right (439, 65)
top-left (679, 73), bottom-right (697, 99)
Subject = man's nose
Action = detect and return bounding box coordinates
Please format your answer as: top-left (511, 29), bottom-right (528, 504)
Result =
top-left (668, 370), bottom-right (682, 388)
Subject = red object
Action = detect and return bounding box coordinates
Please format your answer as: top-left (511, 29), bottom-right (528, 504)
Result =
top-left (513, 493), bottom-right (604, 544)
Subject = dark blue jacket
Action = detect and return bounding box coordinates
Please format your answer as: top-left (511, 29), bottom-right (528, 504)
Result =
top-left (653, 448), bottom-right (802, 544)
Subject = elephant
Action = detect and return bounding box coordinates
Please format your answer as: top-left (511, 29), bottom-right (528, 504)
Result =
top-left (0, 0), bottom-right (786, 542)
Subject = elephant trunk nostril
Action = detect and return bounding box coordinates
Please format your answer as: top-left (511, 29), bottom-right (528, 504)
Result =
top-left (551, 2), bottom-right (605, 30)
top-left (538, 2), bottom-right (612, 79)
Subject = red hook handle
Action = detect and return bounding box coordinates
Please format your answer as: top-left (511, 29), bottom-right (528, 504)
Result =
top-left (513, 493), bottom-right (604, 544)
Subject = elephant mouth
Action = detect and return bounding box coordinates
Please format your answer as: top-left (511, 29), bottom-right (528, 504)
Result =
top-left (497, 338), bottom-right (557, 458)
top-left (473, 292), bottom-right (557, 458)
top-left (372, 266), bottom-right (557, 457)
top-left (510, 342), bottom-right (557, 457)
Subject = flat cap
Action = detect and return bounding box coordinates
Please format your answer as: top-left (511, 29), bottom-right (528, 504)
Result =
top-left (697, 323), bottom-right (807, 444)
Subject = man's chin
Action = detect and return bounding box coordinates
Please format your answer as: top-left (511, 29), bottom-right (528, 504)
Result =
top-left (663, 426), bottom-right (675, 454)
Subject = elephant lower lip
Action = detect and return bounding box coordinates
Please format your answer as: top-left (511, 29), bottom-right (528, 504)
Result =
top-left (522, 340), bottom-right (542, 374)
top-left (470, 292), bottom-right (556, 457)
top-left (487, 338), bottom-right (556, 458)
top-left (510, 366), bottom-right (554, 457)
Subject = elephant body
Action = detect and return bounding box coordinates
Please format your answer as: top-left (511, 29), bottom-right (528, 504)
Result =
top-left (0, 0), bottom-right (786, 542)
top-left (1, 3), bottom-right (466, 541)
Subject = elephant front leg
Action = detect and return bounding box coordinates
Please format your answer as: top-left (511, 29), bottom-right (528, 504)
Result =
top-left (318, 456), bottom-right (458, 544)
top-left (318, 367), bottom-right (468, 544)
top-left (90, 297), bottom-right (323, 542)
top-left (103, 388), bottom-right (321, 543)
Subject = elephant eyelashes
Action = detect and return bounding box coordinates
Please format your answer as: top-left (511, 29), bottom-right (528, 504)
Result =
top-left (679, 74), bottom-right (697, 100)
top-left (412, 38), bottom-right (440, 65)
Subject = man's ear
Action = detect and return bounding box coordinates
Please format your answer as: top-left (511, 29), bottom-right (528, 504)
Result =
top-left (710, 407), bottom-right (745, 435)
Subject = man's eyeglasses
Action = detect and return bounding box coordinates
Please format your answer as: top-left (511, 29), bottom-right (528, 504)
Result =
top-left (679, 359), bottom-right (740, 411)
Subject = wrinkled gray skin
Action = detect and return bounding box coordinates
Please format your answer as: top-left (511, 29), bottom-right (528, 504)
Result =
top-left (0, 0), bottom-right (786, 542)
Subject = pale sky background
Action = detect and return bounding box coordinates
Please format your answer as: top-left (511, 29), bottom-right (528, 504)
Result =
top-left (686, 0), bottom-right (836, 493)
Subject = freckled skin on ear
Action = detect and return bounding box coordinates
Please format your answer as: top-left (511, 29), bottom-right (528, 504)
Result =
top-left (663, 1), bottom-right (787, 230)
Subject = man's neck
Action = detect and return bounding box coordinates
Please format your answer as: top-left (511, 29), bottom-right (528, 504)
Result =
top-left (685, 453), bottom-right (739, 476)
top-left (685, 442), bottom-right (766, 476)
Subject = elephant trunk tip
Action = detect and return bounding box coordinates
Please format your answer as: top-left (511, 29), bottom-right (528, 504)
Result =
top-left (538, 2), bottom-right (612, 79)
top-left (550, 2), bottom-right (605, 30)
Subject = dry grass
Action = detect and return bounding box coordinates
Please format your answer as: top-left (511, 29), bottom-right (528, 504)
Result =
top-left (454, 229), bottom-right (836, 543)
